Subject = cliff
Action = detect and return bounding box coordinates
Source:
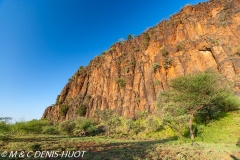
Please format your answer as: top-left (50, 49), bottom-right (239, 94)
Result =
top-left (42, 0), bottom-right (240, 121)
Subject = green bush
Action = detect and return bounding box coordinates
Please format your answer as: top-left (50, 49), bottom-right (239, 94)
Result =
top-left (106, 116), bottom-right (121, 136)
top-left (127, 34), bottom-right (133, 40)
top-left (74, 118), bottom-right (97, 136)
top-left (59, 105), bottom-right (69, 117)
top-left (94, 109), bottom-right (114, 122)
top-left (152, 63), bottom-right (160, 72)
top-left (144, 116), bottom-right (162, 132)
top-left (154, 80), bottom-right (161, 86)
top-left (125, 67), bottom-right (129, 73)
top-left (116, 78), bottom-right (126, 88)
top-left (157, 70), bottom-right (240, 140)
top-left (0, 122), bottom-right (14, 141)
top-left (143, 32), bottom-right (150, 47)
top-left (13, 119), bottom-right (49, 134)
top-left (176, 43), bottom-right (183, 52)
top-left (42, 126), bottom-right (59, 135)
top-left (163, 58), bottom-right (172, 69)
top-left (161, 47), bottom-right (169, 57)
top-left (76, 104), bottom-right (87, 116)
top-left (59, 120), bottom-right (76, 135)
top-left (29, 143), bottom-right (41, 151)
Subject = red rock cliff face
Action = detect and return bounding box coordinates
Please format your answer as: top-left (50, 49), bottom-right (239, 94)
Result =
top-left (42, 0), bottom-right (240, 121)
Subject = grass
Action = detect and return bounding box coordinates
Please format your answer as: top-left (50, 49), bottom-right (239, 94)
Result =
top-left (0, 111), bottom-right (240, 159)
top-left (1, 135), bottom-right (239, 159)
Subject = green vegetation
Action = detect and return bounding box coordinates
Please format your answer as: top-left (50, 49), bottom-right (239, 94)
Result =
top-left (211, 39), bottom-right (219, 45)
top-left (176, 43), bottom-right (183, 52)
top-left (115, 78), bottom-right (126, 88)
top-left (116, 59), bottom-right (121, 65)
top-left (29, 143), bottom-right (41, 151)
top-left (154, 80), bottom-right (161, 86)
top-left (163, 58), bottom-right (172, 69)
top-left (59, 105), bottom-right (69, 117)
top-left (161, 47), bottom-right (169, 57)
top-left (76, 104), bottom-right (87, 116)
top-left (157, 71), bottom-right (240, 140)
top-left (42, 126), bottom-right (59, 135)
top-left (134, 98), bottom-right (140, 104)
top-left (59, 120), bottom-right (76, 135)
top-left (74, 118), bottom-right (97, 136)
top-left (1, 107), bottom-right (240, 159)
top-left (228, 46), bottom-right (232, 51)
top-left (152, 63), bottom-right (160, 72)
top-left (143, 32), bottom-right (150, 47)
top-left (124, 67), bottom-right (129, 73)
top-left (1, 71), bottom-right (240, 159)
top-left (127, 34), bottom-right (132, 40)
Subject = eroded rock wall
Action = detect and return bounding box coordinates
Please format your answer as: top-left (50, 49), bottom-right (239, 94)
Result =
top-left (42, 0), bottom-right (240, 121)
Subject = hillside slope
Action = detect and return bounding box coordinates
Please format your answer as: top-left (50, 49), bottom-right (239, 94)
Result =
top-left (42, 0), bottom-right (240, 121)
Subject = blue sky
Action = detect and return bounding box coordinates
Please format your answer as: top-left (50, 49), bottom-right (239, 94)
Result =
top-left (0, 0), bottom-right (206, 121)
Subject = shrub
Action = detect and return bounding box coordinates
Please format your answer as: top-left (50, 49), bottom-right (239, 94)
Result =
top-left (161, 47), bottom-right (169, 57)
top-left (59, 105), bottom-right (69, 117)
top-left (59, 120), bottom-right (76, 135)
top-left (157, 70), bottom-right (240, 140)
top-left (116, 60), bottom-right (121, 65)
top-left (152, 63), bottom-right (160, 72)
top-left (144, 116), bottom-right (162, 132)
top-left (125, 67), bottom-right (129, 73)
top-left (76, 104), bottom-right (87, 116)
top-left (116, 78), bottom-right (126, 88)
top-left (127, 34), bottom-right (131, 40)
top-left (164, 58), bottom-right (172, 69)
top-left (29, 143), bottom-right (41, 151)
top-left (127, 34), bottom-right (133, 40)
top-left (42, 126), bottom-right (58, 135)
top-left (74, 118), bottom-right (97, 136)
top-left (130, 60), bottom-right (136, 67)
top-left (0, 122), bottom-right (14, 141)
top-left (154, 80), bottom-right (161, 86)
top-left (135, 98), bottom-right (140, 104)
top-left (143, 32), bottom-right (150, 47)
top-left (237, 138), bottom-right (240, 146)
top-left (176, 43), bottom-right (183, 52)
top-left (94, 109), bottom-right (114, 122)
top-left (106, 116), bottom-right (121, 136)
top-left (13, 119), bottom-right (49, 134)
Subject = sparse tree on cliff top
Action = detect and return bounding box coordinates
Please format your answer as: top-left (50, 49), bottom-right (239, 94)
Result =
top-left (157, 70), bottom-right (240, 140)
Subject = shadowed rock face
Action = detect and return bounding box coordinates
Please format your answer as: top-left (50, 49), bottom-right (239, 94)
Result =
top-left (42, 0), bottom-right (240, 121)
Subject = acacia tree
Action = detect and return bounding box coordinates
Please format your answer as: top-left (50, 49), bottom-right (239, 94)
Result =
top-left (157, 71), bottom-right (240, 140)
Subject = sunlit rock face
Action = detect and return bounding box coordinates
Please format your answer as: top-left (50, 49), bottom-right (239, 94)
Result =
top-left (42, 0), bottom-right (240, 121)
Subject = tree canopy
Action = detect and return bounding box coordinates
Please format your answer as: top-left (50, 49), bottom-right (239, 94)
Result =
top-left (157, 71), bottom-right (240, 140)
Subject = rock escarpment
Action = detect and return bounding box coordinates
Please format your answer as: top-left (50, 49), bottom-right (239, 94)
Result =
top-left (42, 0), bottom-right (240, 121)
